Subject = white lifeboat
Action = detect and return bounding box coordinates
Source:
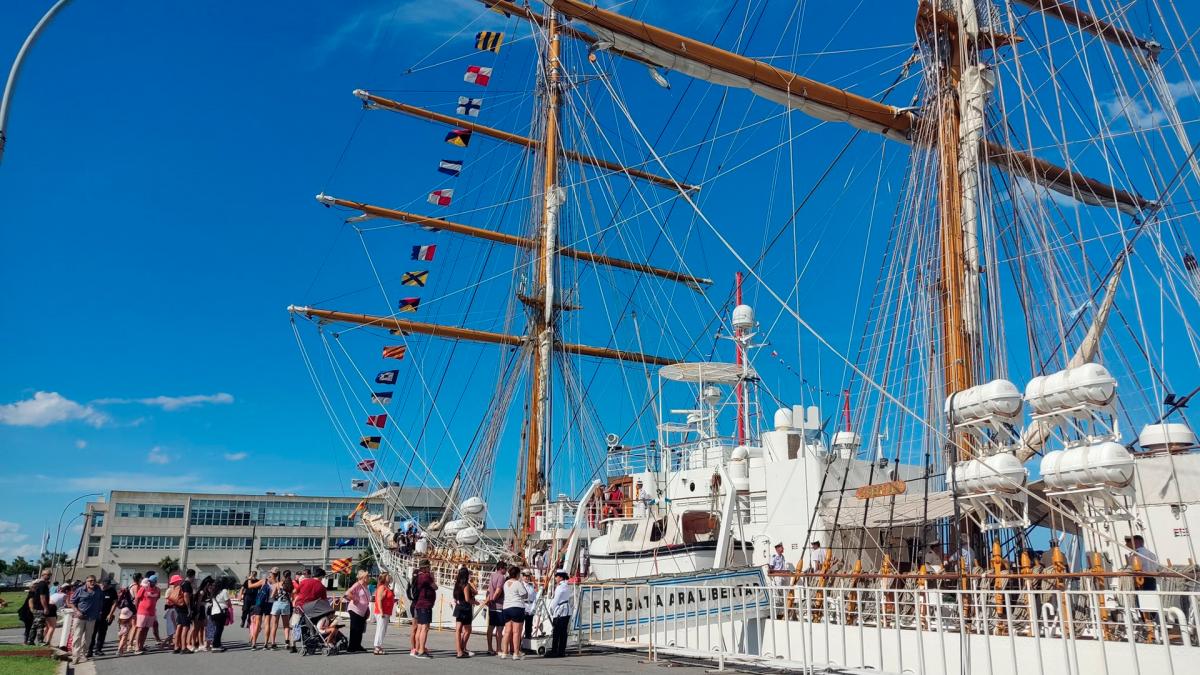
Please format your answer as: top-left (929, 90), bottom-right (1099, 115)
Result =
top-left (1040, 440), bottom-right (1134, 491)
top-left (945, 379), bottom-right (1023, 423)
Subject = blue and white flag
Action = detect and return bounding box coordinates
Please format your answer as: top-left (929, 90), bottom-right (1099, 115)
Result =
top-left (438, 159), bottom-right (463, 177)
top-left (456, 96), bottom-right (482, 117)
top-left (371, 391), bottom-right (393, 406)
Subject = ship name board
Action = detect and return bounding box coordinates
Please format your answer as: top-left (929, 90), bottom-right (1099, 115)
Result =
top-left (573, 568), bottom-right (769, 631)
top-left (855, 480), bottom-right (907, 500)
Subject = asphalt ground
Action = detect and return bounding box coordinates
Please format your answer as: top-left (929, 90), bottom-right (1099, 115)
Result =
top-left (0, 620), bottom-right (698, 675)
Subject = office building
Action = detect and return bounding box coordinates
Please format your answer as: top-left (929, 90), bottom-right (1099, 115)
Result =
top-left (73, 487), bottom-right (446, 585)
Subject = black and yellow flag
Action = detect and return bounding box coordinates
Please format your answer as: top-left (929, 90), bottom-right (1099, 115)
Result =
top-left (475, 31), bottom-right (504, 53)
top-left (402, 270), bottom-right (429, 287)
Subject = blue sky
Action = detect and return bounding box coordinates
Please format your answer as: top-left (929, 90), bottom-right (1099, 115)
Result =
top-left (3, 1), bottom-right (1199, 562)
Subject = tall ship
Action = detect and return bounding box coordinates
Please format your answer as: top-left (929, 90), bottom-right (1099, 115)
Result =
top-left (290, 0), bottom-right (1200, 671)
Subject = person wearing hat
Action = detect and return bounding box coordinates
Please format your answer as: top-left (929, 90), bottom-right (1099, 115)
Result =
top-left (804, 541), bottom-right (828, 573)
top-left (521, 570), bottom-right (538, 642)
top-left (545, 571), bottom-right (572, 658)
top-left (166, 573), bottom-right (192, 653)
top-left (133, 573), bottom-right (160, 654)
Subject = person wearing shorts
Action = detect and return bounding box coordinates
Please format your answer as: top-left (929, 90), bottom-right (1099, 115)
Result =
top-left (500, 566), bottom-right (528, 660)
top-left (410, 561), bottom-right (437, 659)
top-left (485, 561), bottom-right (506, 655)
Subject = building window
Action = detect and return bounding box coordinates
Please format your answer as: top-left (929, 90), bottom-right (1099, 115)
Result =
top-left (115, 503), bottom-right (184, 519)
top-left (187, 536), bottom-right (253, 550)
top-left (92, 512), bottom-right (105, 528)
top-left (111, 535), bottom-right (181, 550)
top-left (86, 536), bottom-right (101, 557)
top-left (188, 499), bottom-right (373, 528)
top-left (259, 537), bottom-right (323, 550)
top-left (331, 538), bottom-right (366, 550)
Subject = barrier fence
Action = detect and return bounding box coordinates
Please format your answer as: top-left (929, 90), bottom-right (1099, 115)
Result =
top-left (574, 580), bottom-right (1200, 674)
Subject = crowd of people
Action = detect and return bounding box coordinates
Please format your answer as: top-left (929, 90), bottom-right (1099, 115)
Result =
top-left (16, 561), bottom-right (576, 665)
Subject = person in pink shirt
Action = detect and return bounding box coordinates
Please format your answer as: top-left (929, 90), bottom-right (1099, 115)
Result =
top-left (133, 574), bottom-right (161, 654)
top-left (345, 570), bottom-right (370, 653)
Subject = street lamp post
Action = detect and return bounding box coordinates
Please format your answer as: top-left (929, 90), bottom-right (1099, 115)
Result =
top-left (52, 492), bottom-right (101, 581)
top-left (0, 0), bottom-right (75, 165)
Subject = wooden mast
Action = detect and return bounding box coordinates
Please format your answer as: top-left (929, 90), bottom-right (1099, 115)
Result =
top-left (522, 9), bottom-right (562, 549)
top-left (919, 2), bottom-right (977, 458)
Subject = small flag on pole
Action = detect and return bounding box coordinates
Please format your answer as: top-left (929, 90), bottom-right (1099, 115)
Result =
top-left (382, 345), bottom-right (408, 359)
top-left (411, 244), bottom-right (436, 261)
top-left (359, 435), bottom-right (381, 449)
top-left (334, 538), bottom-right (356, 548)
top-left (428, 188), bottom-right (454, 206)
top-left (375, 369), bottom-right (398, 384)
top-left (366, 414), bottom-right (387, 429)
top-left (371, 391), bottom-right (394, 405)
top-left (464, 65), bottom-right (492, 87)
top-left (444, 128), bottom-right (472, 147)
top-left (398, 298), bottom-right (421, 313)
top-left (330, 557), bottom-right (353, 574)
top-left (437, 159), bottom-right (463, 177)
top-left (356, 458), bottom-right (376, 471)
top-left (475, 31), bottom-right (505, 53)
top-left (456, 97), bottom-right (482, 117)
top-left (402, 270), bottom-right (429, 286)
top-left (350, 479), bottom-right (370, 493)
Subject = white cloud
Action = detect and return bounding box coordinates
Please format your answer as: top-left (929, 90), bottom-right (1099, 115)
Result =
top-left (146, 446), bottom-right (171, 465)
top-left (94, 393), bottom-right (234, 411)
top-left (0, 521), bottom-right (42, 560)
top-left (316, 0), bottom-right (506, 60)
top-left (1102, 79), bottom-right (1200, 130)
top-left (223, 452), bottom-right (247, 462)
top-left (57, 472), bottom-right (295, 496)
top-left (0, 392), bottom-right (109, 428)
top-left (75, 440), bottom-right (87, 449)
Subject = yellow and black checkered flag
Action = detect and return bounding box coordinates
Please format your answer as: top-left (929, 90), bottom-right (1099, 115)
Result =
top-left (475, 31), bottom-right (504, 53)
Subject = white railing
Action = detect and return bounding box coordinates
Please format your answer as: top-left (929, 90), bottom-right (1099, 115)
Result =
top-left (666, 437), bottom-right (736, 472)
top-left (574, 580), bottom-right (1200, 674)
top-left (607, 444), bottom-right (658, 477)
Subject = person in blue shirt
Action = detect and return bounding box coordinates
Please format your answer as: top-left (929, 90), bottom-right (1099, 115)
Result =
top-left (70, 576), bottom-right (103, 664)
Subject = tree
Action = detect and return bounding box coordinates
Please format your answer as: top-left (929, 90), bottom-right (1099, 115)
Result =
top-left (157, 556), bottom-right (180, 575)
top-left (0, 559), bottom-right (9, 577)
top-left (38, 552), bottom-right (68, 570)
top-left (355, 550), bottom-right (375, 573)
top-left (10, 556), bottom-right (35, 577)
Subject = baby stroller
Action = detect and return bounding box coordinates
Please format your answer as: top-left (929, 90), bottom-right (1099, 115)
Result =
top-left (298, 599), bottom-right (347, 656)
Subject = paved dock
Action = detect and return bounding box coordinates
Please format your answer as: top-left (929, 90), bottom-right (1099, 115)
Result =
top-left (1, 623), bottom-right (695, 675)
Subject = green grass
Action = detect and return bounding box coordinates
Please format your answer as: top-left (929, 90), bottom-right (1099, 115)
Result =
top-left (0, 656), bottom-right (57, 675)
top-left (0, 591), bottom-right (26, 630)
top-left (0, 645), bottom-right (40, 653)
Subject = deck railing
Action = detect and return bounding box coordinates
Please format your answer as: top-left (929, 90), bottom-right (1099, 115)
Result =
top-left (574, 578), bottom-right (1200, 674)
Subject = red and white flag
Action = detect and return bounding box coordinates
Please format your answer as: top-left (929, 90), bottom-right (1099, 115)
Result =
top-left (464, 65), bottom-right (492, 87)
top-left (428, 189), bottom-right (453, 206)
top-left (366, 414), bottom-right (387, 428)
top-left (411, 244), bottom-right (436, 261)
